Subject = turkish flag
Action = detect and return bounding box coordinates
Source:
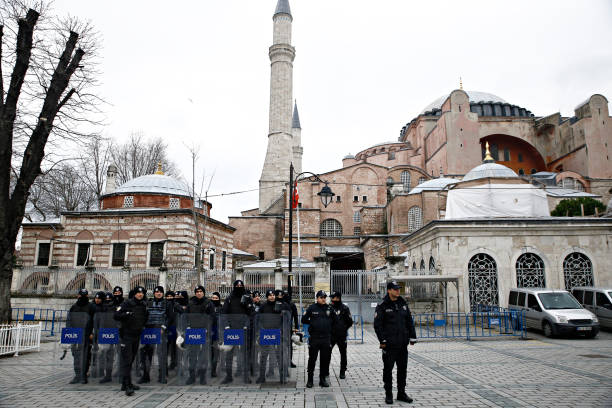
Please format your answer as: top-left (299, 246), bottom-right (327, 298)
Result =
top-left (292, 181), bottom-right (299, 209)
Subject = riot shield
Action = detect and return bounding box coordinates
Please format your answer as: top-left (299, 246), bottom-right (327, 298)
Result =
top-left (91, 312), bottom-right (120, 383)
top-left (218, 314), bottom-right (251, 384)
top-left (176, 313), bottom-right (212, 385)
top-left (55, 312), bottom-right (91, 384)
top-left (133, 326), bottom-right (168, 384)
top-left (253, 311), bottom-right (291, 384)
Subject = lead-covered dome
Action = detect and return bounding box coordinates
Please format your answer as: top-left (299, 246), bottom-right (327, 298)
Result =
top-left (114, 174), bottom-right (191, 197)
top-left (409, 178), bottom-right (458, 195)
top-left (421, 91), bottom-right (507, 114)
top-left (463, 163), bottom-right (519, 182)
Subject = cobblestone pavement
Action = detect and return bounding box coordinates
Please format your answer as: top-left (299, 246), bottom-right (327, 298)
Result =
top-left (0, 328), bottom-right (611, 407)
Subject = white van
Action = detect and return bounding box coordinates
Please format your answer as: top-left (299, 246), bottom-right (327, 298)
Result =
top-left (508, 288), bottom-right (599, 338)
top-left (571, 287), bottom-right (612, 330)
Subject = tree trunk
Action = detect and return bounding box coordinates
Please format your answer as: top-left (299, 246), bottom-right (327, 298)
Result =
top-left (0, 245), bottom-right (14, 323)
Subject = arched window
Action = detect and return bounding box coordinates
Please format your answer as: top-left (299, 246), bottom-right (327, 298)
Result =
top-left (408, 206), bottom-right (423, 232)
top-left (320, 219), bottom-right (342, 237)
top-left (353, 211), bottom-right (361, 223)
top-left (428, 256), bottom-right (438, 297)
top-left (429, 256), bottom-right (436, 274)
top-left (516, 253), bottom-right (545, 288)
top-left (563, 252), bottom-right (594, 290)
top-left (468, 253), bottom-right (499, 310)
top-left (401, 171), bottom-right (411, 192)
top-left (558, 177), bottom-right (585, 192)
top-left (419, 259), bottom-right (426, 275)
top-left (412, 262), bottom-right (417, 274)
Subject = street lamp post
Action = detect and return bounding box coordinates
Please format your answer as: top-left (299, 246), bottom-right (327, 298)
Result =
top-left (288, 163), bottom-right (334, 310)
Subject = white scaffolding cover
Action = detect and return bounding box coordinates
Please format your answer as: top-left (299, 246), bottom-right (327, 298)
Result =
top-left (445, 184), bottom-right (549, 219)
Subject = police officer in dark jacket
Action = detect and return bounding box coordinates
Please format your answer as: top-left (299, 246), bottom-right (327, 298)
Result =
top-left (330, 291), bottom-right (353, 379)
top-left (68, 289), bottom-right (95, 384)
top-left (114, 286), bottom-right (148, 396)
top-left (112, 286), bottom-right (124, 307)
top-left (301, 290), bottom-right (337, 388)
top-left (92, 291), bottom-right (106, 314)
top-left (374, 281), bottom-right (417, 405)
top-left (186, 285), bottom-right (215, 384)
top-left (139, 286), bottom-right (173, 384)
top-left (165, 290), bottom-right (180, 370)
top-left (210, 291), bottom-right (223, 377)
top-left (282, 290), bottom-right (299, 368)
top-left (221, 280), bottom-right (254, 384)
top-left (255, 290), bottom-right (289, 383)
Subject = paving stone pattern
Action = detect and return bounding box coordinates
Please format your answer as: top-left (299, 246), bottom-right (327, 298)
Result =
top-left (0, 328), bottom-right (611, 407)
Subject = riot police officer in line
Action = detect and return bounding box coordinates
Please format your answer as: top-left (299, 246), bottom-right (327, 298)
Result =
top-left (112, 286), bottom-right (124, 307)
top-left (281, 290), bottom-right (299, 368)
top-left (68, 289), bottom-right (95, 384)
top-left (186, 285), bottom-right (214, 385)
top-left (165, 290), bottom-right (180, 370)
top-left (256, 289), bottom-right (288, 384)
top-left (96, 292), bottom-right (117, 384)
top-left (92, 291), bottom-right (106, 313)
top-left (374, 281), bottom-right (417, 405)
top-left (301, 290), bottom-right (338, 388)
top-left (210, 291), bottom-right (223, 377)
top-left (221, 280), bottom-right (254, 384)
top-left (139, 285), bottom-right (173, 384)
top-left (114, 286), bottom-right (148, 396)
top-left (330, 291), bottom-right (353, 379)
top-left (252, 291), bottom-right (263, 313)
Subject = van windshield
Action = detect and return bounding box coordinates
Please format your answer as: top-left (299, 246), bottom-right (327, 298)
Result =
top-left (538, 292), bottom-right (582, 310)
top-left (609, 292), bottom-right (612, 300)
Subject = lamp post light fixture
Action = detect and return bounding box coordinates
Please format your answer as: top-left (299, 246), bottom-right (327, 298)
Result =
top-left (288, 163), bottom-right (334, 309)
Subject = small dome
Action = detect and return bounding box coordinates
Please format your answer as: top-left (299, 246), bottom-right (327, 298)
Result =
top-left (343, 154), bottom-right (355, 160)
top-left (113, 174), bottom-right (191, 197)
top-left (409, 178), bottom-right (458, 195)
top-left (421, 91), bottom-right (507, 114)
top-left (463, 163), bottom-right (518, 182)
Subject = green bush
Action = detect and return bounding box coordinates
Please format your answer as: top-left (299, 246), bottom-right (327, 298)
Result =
top-left (551, 197), bottom-right (606, 216)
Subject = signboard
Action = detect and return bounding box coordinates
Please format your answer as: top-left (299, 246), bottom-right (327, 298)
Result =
top-left (185, 328), bottom-right (207, 345)
top-left (98, 328), bottom-right (120, 344)
top-left (223, 329), bottom-right (244, 346)
top-left (140, 328), bottom-right (162, 345)
top-left (259, 329), bottom-right (281, 346)
top-left (61, 327), bottom-right (83, 344)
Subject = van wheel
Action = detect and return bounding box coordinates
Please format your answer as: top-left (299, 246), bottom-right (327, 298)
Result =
top-left (543, 321), bottom-right (554, 338)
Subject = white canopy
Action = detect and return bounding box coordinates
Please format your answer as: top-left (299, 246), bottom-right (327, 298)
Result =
top-left (445, 184), bottom-right (550, 219)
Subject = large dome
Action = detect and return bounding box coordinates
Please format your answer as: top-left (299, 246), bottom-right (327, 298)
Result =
top-left (421, 91), bottom-right (507, 114)
top-left (114, 174), bottom-right (191, 197)
top-left (463, 163), bottom-right (519, 182)
top-left (409, 178), bottom-right (458, 195)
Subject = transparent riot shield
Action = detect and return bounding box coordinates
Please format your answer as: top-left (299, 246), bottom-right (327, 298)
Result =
top-left (54, 312), bottom-right (92, 384)
top-left (253, 311), bottom-right (291, 384)
top-left (133, 326), bottom-right (168, 384)
top-left (91, 312), bottom-right (120, 383)
top-left (218, 314), bottom-right (251, 384)
top-left (176, 313), bottom-right (212, 385)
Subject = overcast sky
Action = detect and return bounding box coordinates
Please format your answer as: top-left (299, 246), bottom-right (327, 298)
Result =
top-left (53, 0), bottom-right (612, 223)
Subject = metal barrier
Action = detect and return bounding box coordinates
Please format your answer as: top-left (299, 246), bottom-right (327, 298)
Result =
top-left (0, 322), bottom-right (42, 356)
top-left (413, 309), bottom-right (526, 340)
top-left (346, 315), bottom-right (364, 343)
top-left (11, 308), bottom-right (67, 336)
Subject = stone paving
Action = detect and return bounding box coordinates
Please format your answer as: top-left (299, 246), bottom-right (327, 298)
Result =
top-left (0, 327), bottom-right (611, 407)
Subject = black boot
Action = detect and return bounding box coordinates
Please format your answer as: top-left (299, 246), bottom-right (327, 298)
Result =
top-left (339, 369), bottom-right (346, 379)
top-left (221, 376), bottom-right (233, 384)
top-left (256, 373), bottom-right (266, 384)
top-left (306, 373), bottom-right (314, 388)
top-left (211, 369), bottom-right (217, 378)
top-left (199, 370), bottom-right (207, 385)
top-left (290, 362), bottom-right (297, 368)
top-left (99, 371), bottom-right (112, 384)
top-left (137, 374), bottom-right (150, 384)
top-left (397, 390), bottom-right (413, 403)
top-left (125, 382), bottom-right (135, 397)
top-left (319, 377), bottom-right (330, 387)
top-left (186, 371), bottom-right (196, 385)
top-left (69, 376), bottom-right (80, 384)
top-left (385, 389), bottom-right (394, 405)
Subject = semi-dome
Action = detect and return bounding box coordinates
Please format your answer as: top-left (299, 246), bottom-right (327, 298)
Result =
top-left (113, 174), bottom-right (191, 197)
top-left (409, 178), bottom-right (458, 195)
top-left (463, 163), bottom-right (519, 182)
top-left (421, 91), bottom-right (507, 114)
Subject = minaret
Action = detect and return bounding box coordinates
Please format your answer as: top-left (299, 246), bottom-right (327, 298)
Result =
top-left (292, 101), bottom-right (303, 175)
top-left (104, 164), bottom-right (118, 194)
top-left (259, 0), bottom-right (296, 214)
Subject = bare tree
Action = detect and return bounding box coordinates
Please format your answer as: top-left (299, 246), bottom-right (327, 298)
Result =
top-left (0, 1), bottom-right (102, 322)
top-left (111, 132), bottom-right (178, 185)
top-left (79, 134), bottom-right (111, 201)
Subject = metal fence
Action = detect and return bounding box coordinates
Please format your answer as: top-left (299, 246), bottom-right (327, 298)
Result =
top-left (204, 270), bottom-right (236, 298)
top-left (0, 322), bottom-right (42, 356)
top-left (413, 308), bottom-right (526, 340)
top-left (330, 270), bottom-right (388, 322)
top-left (11, 308), bottom-right (67, 336)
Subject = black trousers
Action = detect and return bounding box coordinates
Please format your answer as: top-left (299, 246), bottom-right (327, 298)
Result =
top-left (120, 335), bottom-right (140, 384)
top-left (382, 346), bottom-right (408, 392)
top-left (71, 340), bottom-right (91, 380)
top-left (188, 344), bottom-right (208, 378)
top-left (307, 340), bottom-right (331, 379)
top-left (331, 338), bottom-right (348, 372)
top-left (141, 336), bottom-right (168, 381)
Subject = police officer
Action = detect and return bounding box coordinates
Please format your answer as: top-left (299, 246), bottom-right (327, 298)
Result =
top-left (256, 290), bottom-right (289, 383)
top-left (374, 281), bottom-right (417, 405)
top-left (221, 280), bottom-right (254, 384)
top-left (330, 291), bottom-right (353, 379)
top-left (282, 290), bottom-right (299, 368)
top-left (139, 286), bottom-right (172, 384)
top-left (112, 286), bottom-right (124, 307)
top-left (97, 292), bottom-right (117, 383)
top-left (186, 285), bottom-right (214, 384)
top-left (252, 291), bottom-right (263, 313)
top-left (114, 286), bottom-right (148, 396)
top-left (165, 290), bottom-right (179, 370)
top-left (68, 289), bottom-right (95, 384)
top-left (92, 291), bottom-right (106, 313)
top-left (301, 290), bottom-right (337, 388)
top-left (210, 291), bottom-right (223, 377)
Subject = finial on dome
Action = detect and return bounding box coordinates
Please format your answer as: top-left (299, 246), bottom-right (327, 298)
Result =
top-left (459, 77), bottom-right (463, 90)
top-left (483, 142), bottom-right (495, 163)
top-left (155, 162), bottom-right (164, 175)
